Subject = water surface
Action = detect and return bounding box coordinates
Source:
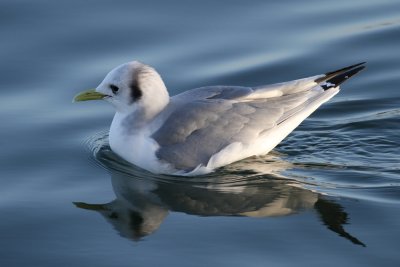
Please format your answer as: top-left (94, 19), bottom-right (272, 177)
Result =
top-left (1, 0), bottom-right (400, 266)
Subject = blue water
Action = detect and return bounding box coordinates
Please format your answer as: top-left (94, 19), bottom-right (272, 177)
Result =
top-left (1, 0), bottom-right (400, 266)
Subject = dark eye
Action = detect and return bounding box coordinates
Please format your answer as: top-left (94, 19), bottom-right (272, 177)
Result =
top-left (110, 84), bottom-right (119, 94)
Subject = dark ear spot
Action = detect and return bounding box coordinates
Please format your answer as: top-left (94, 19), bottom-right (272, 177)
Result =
top-left (129, 78), bottom-right (142, 103)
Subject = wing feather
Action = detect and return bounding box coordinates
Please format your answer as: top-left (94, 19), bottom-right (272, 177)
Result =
top-left (152, 81), bottom-right (323, 171)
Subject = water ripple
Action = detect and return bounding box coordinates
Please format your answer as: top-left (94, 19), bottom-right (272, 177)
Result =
top-left (86, 128), bottom-right (400, 204)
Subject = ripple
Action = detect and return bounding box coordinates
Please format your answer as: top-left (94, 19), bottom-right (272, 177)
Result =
top-left (85, 127), bottom-right (400, 204)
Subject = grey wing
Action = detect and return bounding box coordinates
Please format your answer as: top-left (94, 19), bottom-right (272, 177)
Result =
top-left (152, 83), bottom-right (320, 171)
top-left (152, 63), bottom-right (366, 171)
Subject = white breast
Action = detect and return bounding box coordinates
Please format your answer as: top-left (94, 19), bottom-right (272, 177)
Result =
top-left (109, 113), bottom-right (174, 174)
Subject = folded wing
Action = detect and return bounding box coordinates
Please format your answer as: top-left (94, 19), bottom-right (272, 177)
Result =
top-left (152, 63), bottom-right (365, 172)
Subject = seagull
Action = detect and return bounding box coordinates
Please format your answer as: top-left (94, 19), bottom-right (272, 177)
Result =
top-left (74, 61), bottom-right (365, 175)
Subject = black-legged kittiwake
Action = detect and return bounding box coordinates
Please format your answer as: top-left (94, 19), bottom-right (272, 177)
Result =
top-left (74, 61), bottom-right (365, 175)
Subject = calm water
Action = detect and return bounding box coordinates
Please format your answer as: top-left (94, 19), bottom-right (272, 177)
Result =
top-left (1, 0), bottom-right (400, 266)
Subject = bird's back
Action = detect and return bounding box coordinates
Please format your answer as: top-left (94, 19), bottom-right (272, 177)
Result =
top-left (151, 63), bottom-right (365, 175)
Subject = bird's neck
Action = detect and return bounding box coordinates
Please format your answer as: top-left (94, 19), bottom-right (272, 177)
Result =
top-left (110, 110), bottom-right (154, 137)
top-left (110, 93), bottom-right (169, 141)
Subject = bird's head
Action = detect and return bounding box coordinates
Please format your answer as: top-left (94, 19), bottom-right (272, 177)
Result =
top-left (74, 61), bottom-right (169, 116)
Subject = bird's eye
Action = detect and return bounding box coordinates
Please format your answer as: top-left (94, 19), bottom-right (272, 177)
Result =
top-left (110, 84), bottom-right (119, 94)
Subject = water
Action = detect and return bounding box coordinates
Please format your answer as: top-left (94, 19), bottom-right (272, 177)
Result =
top-left (1, 0), bottom-right (399, 266)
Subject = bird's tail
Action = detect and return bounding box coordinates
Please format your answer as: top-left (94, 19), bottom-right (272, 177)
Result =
top-left (315, 62), bottom-right (366, 90)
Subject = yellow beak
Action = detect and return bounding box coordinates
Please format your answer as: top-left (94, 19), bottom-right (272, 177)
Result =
top-left (73, 89), bottom-right (107, 102)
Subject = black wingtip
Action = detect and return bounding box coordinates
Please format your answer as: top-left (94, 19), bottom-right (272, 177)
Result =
top-left (315, 62), bottom-right (366, 90)
top-left (324, 62), bottom-right (366, 76)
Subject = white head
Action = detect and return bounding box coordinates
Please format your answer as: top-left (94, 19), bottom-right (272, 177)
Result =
top-left (75, 61), bottom-right (170, 118)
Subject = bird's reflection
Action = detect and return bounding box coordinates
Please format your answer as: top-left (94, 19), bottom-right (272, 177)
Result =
top-left (75, 145), bottom-right (365, 246)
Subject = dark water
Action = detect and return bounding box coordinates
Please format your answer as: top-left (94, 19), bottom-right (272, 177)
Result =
top-left (1, 0), bottom-right (400, 266)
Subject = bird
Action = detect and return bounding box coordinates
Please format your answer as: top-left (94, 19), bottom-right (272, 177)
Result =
top-left (74, 61), bottom-right (365, 176)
